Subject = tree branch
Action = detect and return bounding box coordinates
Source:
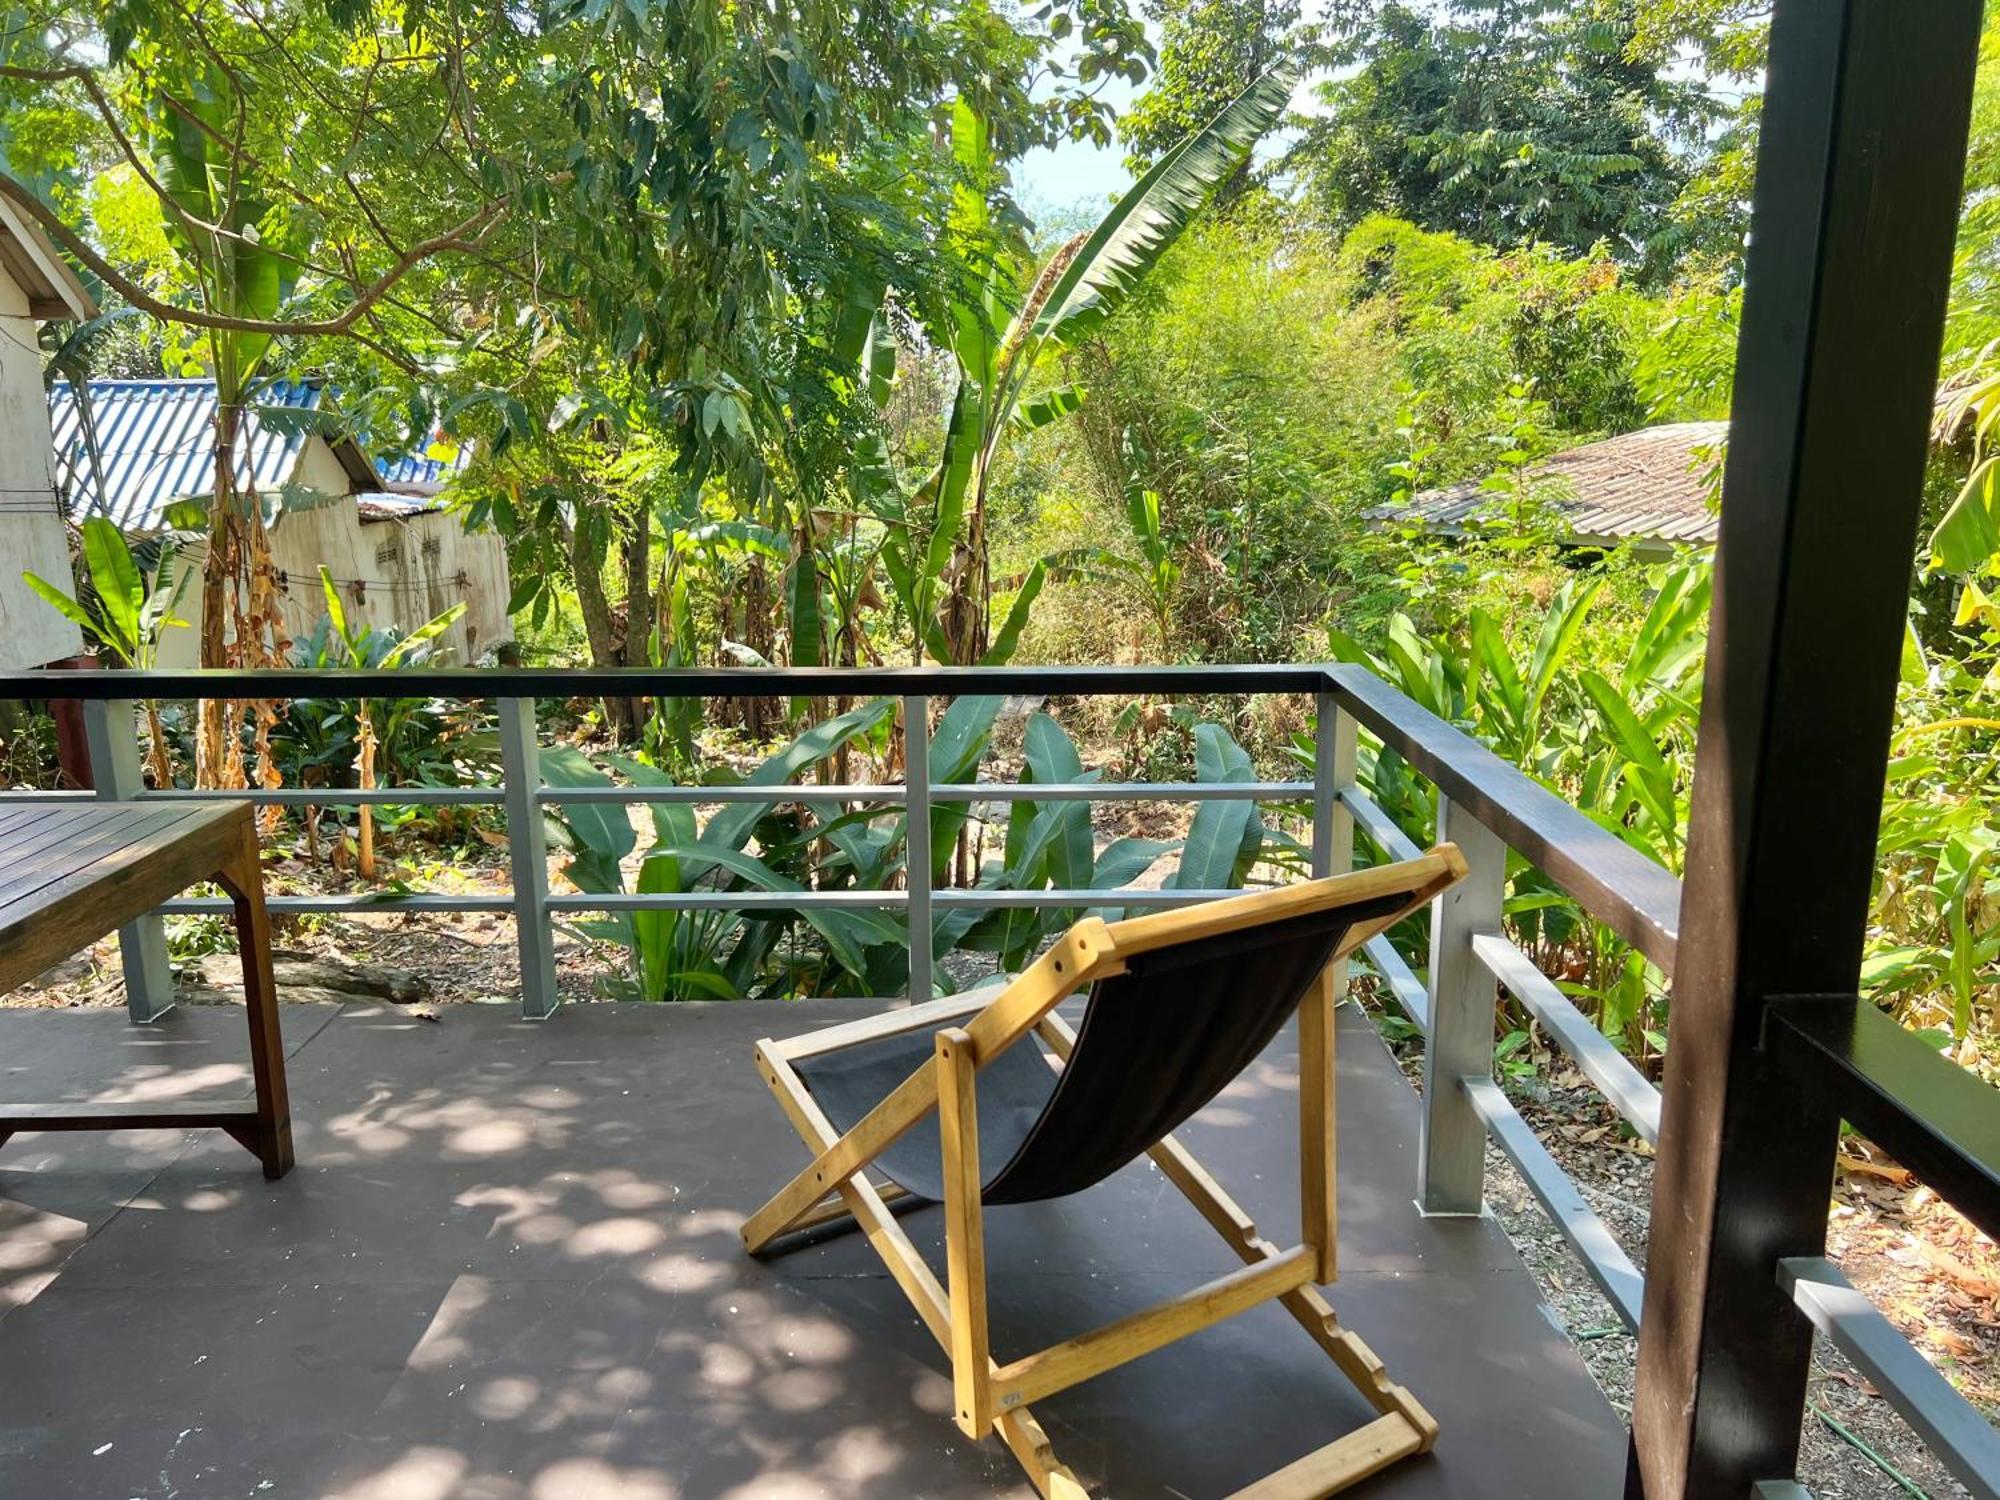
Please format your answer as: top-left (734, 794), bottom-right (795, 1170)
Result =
top-left (0, 172), bottom-right (505, 336)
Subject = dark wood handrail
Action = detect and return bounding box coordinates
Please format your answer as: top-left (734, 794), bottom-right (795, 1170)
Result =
top-left (1767, 997), bottom-right (2000, 1245)
top-left (1327, 663), bottom-right (1682, 974)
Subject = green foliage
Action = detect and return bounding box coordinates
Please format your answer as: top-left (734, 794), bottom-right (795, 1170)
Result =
top-left (545, 697), bottom-right (1273, 999)
top-left (1290, 1), bottom-right (1718, 281)
top-left (1119, 0), bottom-right (1321, 189)
top-left (23, 517), bottom-right (190, 668)
top-left (864, 68), bottom-right (1294, 666)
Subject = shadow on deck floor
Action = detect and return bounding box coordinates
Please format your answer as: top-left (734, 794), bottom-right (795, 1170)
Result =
top-left (0, 998), bottom-right (1622, 1499)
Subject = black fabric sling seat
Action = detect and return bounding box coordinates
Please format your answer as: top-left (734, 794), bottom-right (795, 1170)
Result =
top-left (792, 891), bottom-right (1407, 1205)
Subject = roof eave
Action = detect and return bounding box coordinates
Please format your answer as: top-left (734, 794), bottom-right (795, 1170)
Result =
top-left (0, 198), bottom-right (97, 322)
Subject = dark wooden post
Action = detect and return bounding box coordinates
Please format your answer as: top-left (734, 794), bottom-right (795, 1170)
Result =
top-left (1627, 2), bottom-right (1982, 1496)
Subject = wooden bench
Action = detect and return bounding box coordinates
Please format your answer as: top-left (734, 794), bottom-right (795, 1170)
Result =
top-left (0, 802), bottom-right (292, 1178)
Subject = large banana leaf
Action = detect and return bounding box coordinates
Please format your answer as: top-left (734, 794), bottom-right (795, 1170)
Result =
top-left (1172, 723), bottom-right (1262, 889)
top-left (982, 560), bottom-right (1047, 666)
top-left (1023, 713), bottom-right (1093, 891)
top-left (1526, 576), bottom-right (1605, 734)
top-left (1621, 562), bottom-right (1711, 696)
top-left (698, 697), bottom-right (897, 851)
top-left (1031, 65), bottom-right (1296, 350)
top-left (1931, 461), bottom-right (2000, 573)
top-left (143, 71), bottom-right (295, 383)
top-left (648, 844), bottom-right (902, 977)
top-left (925, 694), bottom-right (1005, 875)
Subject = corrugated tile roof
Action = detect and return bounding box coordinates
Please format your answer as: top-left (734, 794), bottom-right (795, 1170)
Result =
top-left (1376, 421), bottom-right (1728, 547)
top-left (47, 378), bottom-right (377, 530)
top-left (374, 446), bottom-right (469, 494)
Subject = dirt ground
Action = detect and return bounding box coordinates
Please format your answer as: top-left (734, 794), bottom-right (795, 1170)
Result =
top-left (5, 824), bottom-right (1994, 1497)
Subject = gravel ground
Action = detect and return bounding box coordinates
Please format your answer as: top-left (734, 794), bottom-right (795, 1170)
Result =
top-left (1357, 981), bottom-right (1995, 1500)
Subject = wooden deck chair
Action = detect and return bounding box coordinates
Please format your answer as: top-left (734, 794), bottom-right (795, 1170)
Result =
top-left (742, 846), bottom-right (1467, 1500)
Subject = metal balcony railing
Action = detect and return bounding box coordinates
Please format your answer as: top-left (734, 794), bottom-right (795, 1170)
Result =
top-left (1, 661), bottom-right (1993, 1495)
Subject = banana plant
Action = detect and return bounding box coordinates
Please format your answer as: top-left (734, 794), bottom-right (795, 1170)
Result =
top-left (139, 62), bottom-right (306, 785)
top-left (24, 516), bottom-right (192, 787)
top-left (1465, 573), bottom-right (1606, 770)
top-left (868, 67), bottom-right (1296, 665)
top-left (544, 697), bottom-right (1276, 999)
top-left (954, 713), bottom-right (1277, 971)
top-left (1932, 349), bottom-right (2000, 585)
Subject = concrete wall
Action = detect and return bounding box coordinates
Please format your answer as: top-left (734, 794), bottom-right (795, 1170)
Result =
top-left (291, 433), bottom-right (353, 499)
top-left (361, 509), bottom-right (513, 663)
top-left (153, 471), bottom-right (513, 669)
top-left (0, 268), bottom-right (84, 669)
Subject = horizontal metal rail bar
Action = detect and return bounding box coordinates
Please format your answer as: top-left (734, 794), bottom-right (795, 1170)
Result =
top-left (930, 781), bottom-right (1312, 802)
top-left (539, 784), bottom-right (907, 805)
top-left (160, 885), bottom-right (1277, 918)
top-left (1359, 933), bottom-right (1430, 1032)
top-left (0, 791), bottom-right (93, 804)
top-left (540, 887), bottom-right (1256, 914)
top-left (536, 781), bottom-right (1311, 806)
top-left (1462, 1075), bottom-right (1646, 1331)
top-left (1472, 933), bottom-right (1663, 1146)
top-left (0, 663), bottom-right (1328, 703)
top-left (160, 894), bottom-right (512, 915)
top-left (546, 890), bottom-right (909, 913)
top-left (1327, 663), bottom-right (1682, 973)
top-left (1767, 997), bottom-right (2000, 1245)
top-left (1340, 788), bottom-right (1426, 864)
top-left (1779, 1257), bottom-right (2000, 1500)
top-left (933, 888), bottom-right (1247, 909)
top-left (4, 782), bottom-right (1309, 809)
top-left (141, 787), bottom-right (502, 807)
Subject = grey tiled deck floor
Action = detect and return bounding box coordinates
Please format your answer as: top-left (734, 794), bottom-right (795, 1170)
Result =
top-left (0, 998), bottom-right (1621, 1498)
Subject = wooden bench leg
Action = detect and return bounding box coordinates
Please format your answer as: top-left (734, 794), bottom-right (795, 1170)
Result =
top-left (215, 823), bottom-right (292, 1180)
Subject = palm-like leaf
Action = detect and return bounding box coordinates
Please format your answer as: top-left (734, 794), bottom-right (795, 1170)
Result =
top-left (1031, 65), bottom-right (1296, 350)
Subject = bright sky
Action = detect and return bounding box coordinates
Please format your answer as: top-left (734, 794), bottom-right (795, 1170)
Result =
top-left (1013, 37), bottom-right (1339, 221)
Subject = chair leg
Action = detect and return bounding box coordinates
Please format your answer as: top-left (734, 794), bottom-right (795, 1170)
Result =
top-left (215, 823), bottom-right (292, 1179)
top-left (1299, 961), bottom-right (1338, 1283)
top-left (936, 1026), bottom-right (994, 1438)
top-left (751, 1040), bottom-right (1088, 1498)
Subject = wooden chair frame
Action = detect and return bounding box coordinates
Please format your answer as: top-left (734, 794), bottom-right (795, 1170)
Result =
top-left (744, 847), bottom-right (1467, 1500)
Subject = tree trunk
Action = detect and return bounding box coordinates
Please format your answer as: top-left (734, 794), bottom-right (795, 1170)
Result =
top-left (617, 508), bottom-right (653, 735)
top-left (570, 508), bottom-right (637, 742)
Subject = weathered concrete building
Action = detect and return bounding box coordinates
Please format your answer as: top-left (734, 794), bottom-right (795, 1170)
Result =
top-left (0, 199), bottom-right (95, 670)
top-left (47, 378), bottom-right (512, 666)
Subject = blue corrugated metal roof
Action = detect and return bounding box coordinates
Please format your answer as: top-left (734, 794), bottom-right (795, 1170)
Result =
top-left (375, 447), bottom-right (469, 492)
top-left (47, 379), bottom-right (333, 530)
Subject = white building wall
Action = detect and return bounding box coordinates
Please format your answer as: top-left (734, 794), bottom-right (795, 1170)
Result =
top-left (0, 269), bottom-right (84, 668)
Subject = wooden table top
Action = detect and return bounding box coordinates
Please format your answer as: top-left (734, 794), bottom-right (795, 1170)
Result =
top-left (0, 801), bottom-right (248, 991)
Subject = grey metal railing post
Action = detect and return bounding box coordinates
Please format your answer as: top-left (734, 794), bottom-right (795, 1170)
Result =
top-left (1313, 693), bottom-right (1357, 1004)
top-left (498, 696), bottom-right (558, 1020)
top-left (904, 695), bottom-right (933, 1004)
top-left (1310, 691), bottom-right (1353, 881)
top-left (83, 698), bottom-right (174, 1022)
top-left (1420, 794), bottom-right (1506, 1214)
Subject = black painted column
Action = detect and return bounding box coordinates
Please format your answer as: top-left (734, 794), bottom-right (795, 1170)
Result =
top-left (1627, 2), bottom-right (1982, 1495)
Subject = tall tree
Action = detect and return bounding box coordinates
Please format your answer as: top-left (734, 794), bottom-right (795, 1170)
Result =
top-left (3, 0), bottom-right (1152, 755)
top-left (1291, 0), bottom-right (1717, 280)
